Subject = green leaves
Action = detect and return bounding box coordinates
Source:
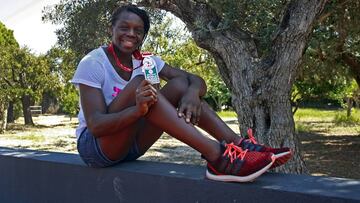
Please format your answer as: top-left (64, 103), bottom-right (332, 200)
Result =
top-left (295, 1), bottom-right (360, 105)
top-left (43, 0), bottom-right (120, 59)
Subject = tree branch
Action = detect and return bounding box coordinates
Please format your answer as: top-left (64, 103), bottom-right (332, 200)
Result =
top-left (342, 52), bottom-right (360, 87)
top-left (2, 77), bottom-right (13, 87)
top-left (269, 0), bottom-right (328, 81)
top-left (137, 0), bottom-right (221, 32)
top-left (316, 0), bottom-right (351, 24)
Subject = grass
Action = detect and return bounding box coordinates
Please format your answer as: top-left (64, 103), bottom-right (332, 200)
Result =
top-left (217, 108), bottom-right (360, 134)
top-left (16, 134), bottom-right (46, 142)
top-left (294, 108), bottom-right (360, 133)
top-left (294, 108), bottom-right (340, 120)
top-left (295, 123), bottom-right (312, 133)
top-left (333, 111), bottom-right (360, 126)
top-left (217, 111), bottom-right (237, 118)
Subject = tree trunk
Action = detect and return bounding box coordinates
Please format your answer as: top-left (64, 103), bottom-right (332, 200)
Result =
top-left (7, 101), bottom-right (15, 123)
top-left (0, 100), bottom-right (8, 134)
top-left (41, 91), bottom-right (59, 114)
top-left (21, 94), bottom-right (34, 125)
top-left (139, 0), bottom-right (327, 174)
top-left (341, 52), bottom-right (360, 87)
top-left (208, 37), bottom-right (308, 174)
top-left (346, 97), bottom-right (353, 117)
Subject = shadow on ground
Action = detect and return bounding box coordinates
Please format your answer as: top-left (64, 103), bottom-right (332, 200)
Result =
top-left (299, 132), bottom-right (360, 179)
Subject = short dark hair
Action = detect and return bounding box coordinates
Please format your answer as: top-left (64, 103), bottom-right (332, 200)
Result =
top-left (110, 5), bottom-right (150, 36)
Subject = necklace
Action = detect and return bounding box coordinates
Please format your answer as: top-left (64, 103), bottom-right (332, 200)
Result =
top-left (107, 43), bottom-right (133, 72)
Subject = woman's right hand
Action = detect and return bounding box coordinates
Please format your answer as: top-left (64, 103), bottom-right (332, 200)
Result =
top-left (135, 80), bottom-right (158, 116)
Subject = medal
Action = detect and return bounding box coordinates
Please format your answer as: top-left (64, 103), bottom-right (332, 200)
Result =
top-left (142, 56), bottom-right (160, 84)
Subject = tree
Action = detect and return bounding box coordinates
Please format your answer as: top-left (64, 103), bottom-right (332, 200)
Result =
top-left (292, 1), bottom-right (360, 114)
top-left (12, 48), bottom-right (52, 125)
top-left (162, 38), bottom-right (231, 111)
top-left (43, 0), bottom-right (330, 173)
top-left (136, 0), bottom-right (329, 173)
top-left (0, 22), bottom-right (19, 132)
top-left (42, 0), bottom-right (121, 59)
top-left (2, 47), bottom-right (62, 125)
top-left (315, 0), bottom-right (360, 87)
top-left (45, 47), bottom-right (79, 118)
top-left (143, 15), bottom-right (231, 110)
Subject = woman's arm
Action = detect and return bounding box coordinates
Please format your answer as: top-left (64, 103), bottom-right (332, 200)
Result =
top-left (159, 64), bottom-right (207, 124)
top-left (160, 64), bottom-right (207, 97)
top-left (79, 80), bottom-right (157, 137)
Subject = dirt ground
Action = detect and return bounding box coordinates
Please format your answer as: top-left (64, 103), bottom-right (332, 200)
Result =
top-left (1, 115), bottom-right (359, 179)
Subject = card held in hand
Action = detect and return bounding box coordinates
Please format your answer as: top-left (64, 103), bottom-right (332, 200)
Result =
top-left (142, 56), bottom-right (160, 84)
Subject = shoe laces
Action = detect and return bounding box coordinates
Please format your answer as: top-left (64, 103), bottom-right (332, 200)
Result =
top-left (247, 128), bottom-right (258, 144)
top-left (223, 142), bottom-right (248, 163)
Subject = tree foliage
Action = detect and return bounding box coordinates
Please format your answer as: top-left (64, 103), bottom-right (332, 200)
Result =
top-left (1, 22), bottom-right (64, 126)
top-left (207, 0), bottom-right (287, 54)
top-left (42, 0), bottom-right (166, 59)
top-left (42, 0), bottom-right (119, 58)
top-left (143, 15), bottom-right (231, 110)
top-left (45, 47), bottom-right (79, 117)
top-left (0, 22), bottom-right (20, 131)
top-left (43, 1), bottom-right (232, 111)
top-left (295, 1), bottom-right (360, 107)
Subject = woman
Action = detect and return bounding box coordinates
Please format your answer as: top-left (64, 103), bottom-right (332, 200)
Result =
top-left (71, 4), bottom-right (292, 182)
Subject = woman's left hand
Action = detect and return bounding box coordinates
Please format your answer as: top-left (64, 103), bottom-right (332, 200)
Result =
top-left (177, 90), bottom-right (202, 125)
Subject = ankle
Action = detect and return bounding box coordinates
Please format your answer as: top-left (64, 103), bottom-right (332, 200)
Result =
top-left (234, 137), bottom-right (243, 145)
top-left (202, 143), bottom-right (222, 162)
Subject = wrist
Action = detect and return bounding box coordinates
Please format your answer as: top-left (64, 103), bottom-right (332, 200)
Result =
top-left (132, 106), bottom-right (145, 118)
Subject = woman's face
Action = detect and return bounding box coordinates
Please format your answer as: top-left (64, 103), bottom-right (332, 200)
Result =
top-left (111, 11), bottom-right (145, 54)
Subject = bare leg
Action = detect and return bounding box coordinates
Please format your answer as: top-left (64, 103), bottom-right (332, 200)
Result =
top-left (98, 76), bottom-right (220, 162)
top-left (197, 102), bottom-right (241, 143)
top-left (136, 77), bottom-right (241, 153)
top-left (135, 77), bottom-right (190, 153)
top-left (144, 93), bottom-right (220, 161)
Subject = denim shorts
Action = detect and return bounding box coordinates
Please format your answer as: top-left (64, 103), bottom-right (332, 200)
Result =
top-left (77, 128), bottom-right (143, 168)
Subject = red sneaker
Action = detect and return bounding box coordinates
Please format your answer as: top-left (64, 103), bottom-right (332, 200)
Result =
top-left (237, 129), bottom-right (293, 169)
top-left (206, 142), bottom-right (275, 182)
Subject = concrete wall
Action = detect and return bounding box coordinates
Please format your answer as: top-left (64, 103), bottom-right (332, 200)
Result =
top-left (0, 147), bottom-right (359, 203)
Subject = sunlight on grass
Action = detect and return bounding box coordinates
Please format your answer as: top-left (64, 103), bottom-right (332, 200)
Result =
top-left (294, 108), bottom-right (340, 120)
top-left (295, 123), bottom-right (312, 133)
top-left (218, 108), bottom-right (360, 134)
top-left (217, 111), bottom-right (237, 118)
top-left (295, 108), bottom-right (359, 134)
top-left (17, 134), bottom-right (45, 142)
top-left (294, 108), bottom-right (360, 122)
top-left (334, 113), bottom-right (360, 126)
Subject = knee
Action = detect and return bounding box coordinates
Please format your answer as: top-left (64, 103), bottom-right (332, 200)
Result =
top-left (160, 77), bottom-right (189, 105)
top-left (165, 77), bottom-right (189, 95)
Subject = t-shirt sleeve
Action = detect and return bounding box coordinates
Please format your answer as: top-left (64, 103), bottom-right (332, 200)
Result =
top-left (71, 56), bottom-right (104, 89)
top-left (152, 55), bottom-right (165, 73)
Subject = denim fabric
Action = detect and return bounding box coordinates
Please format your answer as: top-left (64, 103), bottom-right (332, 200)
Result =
top-left (77, 128), bottom-right (143, 167)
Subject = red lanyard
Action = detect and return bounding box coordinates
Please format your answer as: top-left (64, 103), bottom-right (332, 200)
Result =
top-left (107, 43), bottom-right (153, 72)
top-left (107, 43), bottom-right (133, 72)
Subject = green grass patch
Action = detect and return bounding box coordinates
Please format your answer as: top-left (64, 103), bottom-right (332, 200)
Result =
top-left (217, 108), bottom-right (360, 134)
top-left (294, 108), bottom-right (340, 120)
top-left (295, 123), bottom-right (312, 133)
top-left (217, 111), bottom-right (237, 118)
top-left (294, 108), bottom-right (359, 121)
top-left (294, 108), bottom-right (359, 134)
top-left (18, 134), bottom-right (45, 142)
top-left (333, 113), bottom-right (360, 126)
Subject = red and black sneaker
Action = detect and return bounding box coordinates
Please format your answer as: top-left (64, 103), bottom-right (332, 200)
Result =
top-left (205, 142), bottom-right (275, 182)
top-left (237, 129), bottom-right (293, 169)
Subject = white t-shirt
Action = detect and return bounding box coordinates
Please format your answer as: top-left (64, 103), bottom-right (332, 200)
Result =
top-left (71, 46), bottom-right (165, 139)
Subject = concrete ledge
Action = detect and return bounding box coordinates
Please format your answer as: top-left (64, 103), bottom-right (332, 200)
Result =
top-left (0, 147), bottom-right (359, 203)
